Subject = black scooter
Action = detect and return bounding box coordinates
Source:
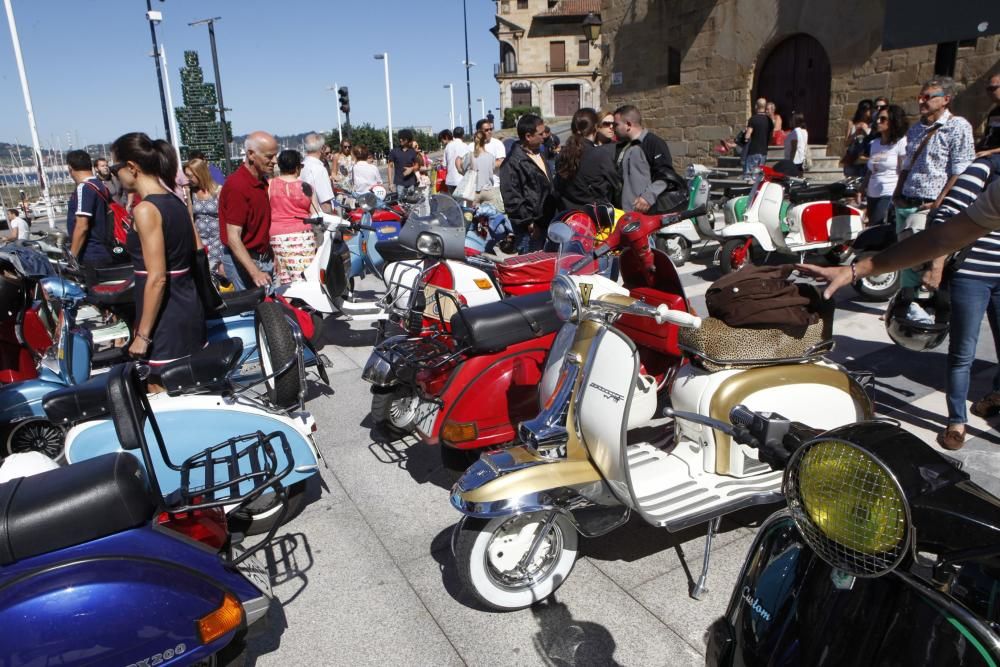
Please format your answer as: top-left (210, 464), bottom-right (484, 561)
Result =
top-left (681, 406), bottom-right (1000, 665)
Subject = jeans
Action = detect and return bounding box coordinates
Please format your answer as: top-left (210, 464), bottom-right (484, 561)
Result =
top-left (744, 152), bottom-right (766, 178)
top-left (866, 196), bottom-right (892, 226)
top-left (894, 205), bottom-right (921, 288)
top-left (946, 275), bottom-right (1000, 424)
top-left (222, 249), bottom-right (275, 293)
top-left (515, 227), bottom-right (544, 254)
top-left (396, 185), bottom-right (408, 198)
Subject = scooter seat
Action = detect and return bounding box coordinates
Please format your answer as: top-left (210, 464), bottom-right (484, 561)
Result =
top-left (159, 338), bottom-right (244, 395)
top-left (375, 239), bottom-right (423, 264)
top-left (43, 373), bottom-right (114, 424)
top-left (450, 290), bottom-right (560, 354)
top-left (215, 287), bottom-right (267, 319)
top-left (724, 185), bottom-right (752, 199)
top-left (0, 451), bottom-right (154, 565)
top-left (786, 182), bottom-right (848, 204)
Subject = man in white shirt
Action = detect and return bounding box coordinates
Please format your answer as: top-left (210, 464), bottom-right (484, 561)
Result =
top-left (5, 208), bottom-right (28, 242)
top-left (300, 133), bottom-right (336, 213)
top-left (442, 127), bottom-right (471, 194)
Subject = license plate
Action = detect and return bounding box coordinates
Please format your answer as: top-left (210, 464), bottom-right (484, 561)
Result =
top-left (236, 551), bottom-right (273, 598)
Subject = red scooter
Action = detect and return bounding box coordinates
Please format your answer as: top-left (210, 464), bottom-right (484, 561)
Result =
top-left (365, 205), bottom-right (705, 469)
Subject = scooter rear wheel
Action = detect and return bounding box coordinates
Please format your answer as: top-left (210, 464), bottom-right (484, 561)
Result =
top-left (370, 386), bottom-right (419, 434)
top-left (3, 419), bottom-right (65, 462)
top-left (851, 252), bottom-right (900, 301)
top-left (228, 479), bottom-right (308, 536)
top-left (255, 301), bottom-right (302, 409)
top-left (455, 513), bottom-right (578, 611)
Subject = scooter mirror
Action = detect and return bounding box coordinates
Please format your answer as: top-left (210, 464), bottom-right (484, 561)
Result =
top-left (547, 222), bottom-right (575, 246)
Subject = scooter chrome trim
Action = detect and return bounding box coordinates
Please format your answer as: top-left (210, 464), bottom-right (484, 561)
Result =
top-left (242, 595), bottom-right (271, 626)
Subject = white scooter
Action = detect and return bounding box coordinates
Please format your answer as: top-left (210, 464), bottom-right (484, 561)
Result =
top-left (653, 163), bottom-right (729, 265)
top-left (449, 220), bottom-right (874, 611)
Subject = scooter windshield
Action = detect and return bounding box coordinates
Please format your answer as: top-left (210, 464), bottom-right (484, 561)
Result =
top-left (549, 221), bottom-right (605, 278)
top-left (398, 194), bottom-right (467, 260)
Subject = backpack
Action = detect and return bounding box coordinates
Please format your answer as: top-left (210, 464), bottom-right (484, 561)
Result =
top-left (705, 264), bottom-right (820, 329)
top-left (84, 181), bottom-right (131, 261)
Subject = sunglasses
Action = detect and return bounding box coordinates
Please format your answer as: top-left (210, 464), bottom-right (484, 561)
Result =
top-left (108, 162), bottom-right (126, 176)
top-left (917, 92), bottom-right (947, 102)
top-left (600, 121), bottom-right (614, 128)
top-left (988, 85), bottom-right (1000, 92)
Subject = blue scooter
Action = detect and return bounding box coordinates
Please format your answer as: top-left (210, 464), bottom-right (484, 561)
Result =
top-left (0, 363), bottom-right (288, 665)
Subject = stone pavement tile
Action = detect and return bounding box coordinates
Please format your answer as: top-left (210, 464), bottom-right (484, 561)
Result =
top-left (630, 538), bottom-right (752, 653)
top-left (400, 551), bottom-right (702, 667)
top-left (580, 513), bottom-right (756, 593)
top-left (248, 499), bottom-right (463, 667)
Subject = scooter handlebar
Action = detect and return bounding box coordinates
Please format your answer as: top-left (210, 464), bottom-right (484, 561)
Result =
top-left (661, 205), bottom-right (708, 228)
top-left (626, 300), bottom-right (701, 328)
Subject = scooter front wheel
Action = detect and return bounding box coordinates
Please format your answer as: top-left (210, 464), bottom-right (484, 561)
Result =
top-left (455, 512), bottom-right (578, 611)
top-left (655, 234), bottom-right (691, 266)
top-left (720, 238), bottom-right (758, 274)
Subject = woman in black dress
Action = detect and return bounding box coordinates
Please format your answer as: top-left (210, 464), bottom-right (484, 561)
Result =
top-left (110, 132), bottom-right (205, 388)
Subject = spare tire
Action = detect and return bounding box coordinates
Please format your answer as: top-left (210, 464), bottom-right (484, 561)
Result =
top-left (254, 301), bottom-right (301, 408)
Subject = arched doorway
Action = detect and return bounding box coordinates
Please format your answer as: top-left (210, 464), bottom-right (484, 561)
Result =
top-left (755, 34), bottom-right (831, 144)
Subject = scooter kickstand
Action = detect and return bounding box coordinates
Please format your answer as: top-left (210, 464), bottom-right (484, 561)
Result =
top-left (691, 516), bottom-right (722, 600)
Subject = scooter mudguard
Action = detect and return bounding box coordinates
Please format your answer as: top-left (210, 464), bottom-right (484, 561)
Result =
top-left (450, 445), bottom-right (603, 518)
top-left (706, 511), bottom-right (1000, 667)
top-left (852, 223), bottom-right (897, 253)
top-left (433, 333), bottom-right (557, 451)
top-left (347, 232), bottom-right (365, 279)
top-left (207, 309), bottom-right (319, 382)
top-left (0, 526), bottom-right (262, 667)
top-left (326, 237), bottom-right (353, 298)
top-left (719, 222), bottom-right (778, 252)
top-left (64, 404), bottom-right (319, 496)
top-left (363, 220), bottom-right (402, 277)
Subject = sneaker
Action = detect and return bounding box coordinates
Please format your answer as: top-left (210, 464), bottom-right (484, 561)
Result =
top-left (906, 302), bottom-right (935, 324)
top-left (970, 391), bottom-right (1000, 419)
top-left (936, 428), bottom-right (965, 451)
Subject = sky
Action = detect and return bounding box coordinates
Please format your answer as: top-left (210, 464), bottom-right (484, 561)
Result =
top-left (0, 0), bottom-right (502, 148)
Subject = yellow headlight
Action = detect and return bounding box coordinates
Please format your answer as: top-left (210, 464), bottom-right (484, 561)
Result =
top-left (788, 439), bottom-right (909, 577)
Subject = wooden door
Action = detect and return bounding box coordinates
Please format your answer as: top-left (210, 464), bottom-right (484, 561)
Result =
top-left (511, 86), bottom-right (532, 108)
top-left (550, 41), bottom-right (566, 72)
top-left (553, 85), bottom-right (580, 116)
top-left (755, 34), bottom-right (831, 144)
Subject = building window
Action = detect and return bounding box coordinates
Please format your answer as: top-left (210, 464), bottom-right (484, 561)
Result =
top-left (549, 41), bottom-right (567, 72)
top-left (578, 39), bottom-right (589, 64)
top-left (667, 46), bottom-right (681, 86)
top-left (934, 42), bottom-right (957, 77)
top-left (500, 1), bottom-right (510, 13)
top-left (517, 0), bottom-right (528, 8)
top-left (500, 42), bottom-right (517, 75)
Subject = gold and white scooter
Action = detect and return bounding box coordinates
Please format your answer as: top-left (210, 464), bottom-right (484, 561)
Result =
top-left (449, 222), bottom-right (874, 611)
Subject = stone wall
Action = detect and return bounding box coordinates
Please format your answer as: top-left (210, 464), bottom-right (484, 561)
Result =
top-left (600, 0), bottom-right (1000, 167)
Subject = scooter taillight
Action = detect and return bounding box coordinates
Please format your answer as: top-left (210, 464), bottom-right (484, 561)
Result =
top-left (158, 505), bottom-right (229, 550)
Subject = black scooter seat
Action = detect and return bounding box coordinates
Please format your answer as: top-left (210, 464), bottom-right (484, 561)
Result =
top-left (786, 182), bottom-right (848, 204)
top-left (43, 373), bottom-right (114, 424)
top-left (450, 290), bottom-right (560, 354)
top-left (724, 185), bottom-right (753, 199)
top-left (215, 287), bottom-right (267, 319)
top-left (0, 451), bottom-right (154, 565)
top-left (159, 338), bottom-right (244, 395)
top-left (376, 239), bottom-right (423, 264)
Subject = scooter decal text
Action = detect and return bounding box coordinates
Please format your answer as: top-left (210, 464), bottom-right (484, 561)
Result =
top-left (589, 382), bottom-right (625, 403)
top-left (741, 586), bottom-right (772, 622)
top-left (125, 643), bottom-right (186, 667)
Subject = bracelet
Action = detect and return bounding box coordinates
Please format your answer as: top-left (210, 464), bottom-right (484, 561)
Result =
top-left (850, 260), bottom-right (858, 283)
top-left (136, 333), bottom-right (153, 345)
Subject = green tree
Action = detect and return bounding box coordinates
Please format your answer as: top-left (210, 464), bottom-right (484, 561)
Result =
top-left (325, 124), bottom-right (441, 159)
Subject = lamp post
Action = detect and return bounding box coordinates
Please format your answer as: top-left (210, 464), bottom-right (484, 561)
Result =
top-left (462, 0), bottom-right (473, 133)
top-left (476, 97), bottom-right (485, 120)
top-left (444, 84), bottom-right (455, 130)
top-left (189, 16), bottom-right (231, 173)
top-left (2, 0), bottom-right (53, 227)
top-left (145, 0), bottom-right (173, 145)
top-left (373, 53), bottom-right (393, 150)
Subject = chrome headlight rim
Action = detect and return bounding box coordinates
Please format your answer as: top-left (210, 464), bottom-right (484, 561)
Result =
top-left (783, 437), bottom-right (912, 579)
top-left (551, 274), bottom-right (581, 323)
top-left (415, 232), bottom-right (444, 257)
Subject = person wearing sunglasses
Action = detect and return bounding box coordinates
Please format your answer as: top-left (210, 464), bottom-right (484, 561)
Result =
top-left (554, 107), bottom-right (620, 212)
top-left (331, 139), bottom-right (356, 187)
top-left (976, 74), bottom-right (1000, 159)
top-left (890, 77), bottom-right (975, 289)
top-left (857, 104), bottom-right (909, 226)
top-left (595, 110), bottom-right (616, 146)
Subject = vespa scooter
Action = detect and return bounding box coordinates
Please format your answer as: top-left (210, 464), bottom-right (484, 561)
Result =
top-left (703, 409), bottom-right (1000, 666)
top-left (448, 219), bottom-right (873, 611)
top-left (653, 163), bottom-right (729, 265)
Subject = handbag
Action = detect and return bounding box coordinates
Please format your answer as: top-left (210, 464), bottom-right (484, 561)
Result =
top-left (455, 168), bottom-right (478, 201)
top-left (191, 247), bottom-right (225, 316)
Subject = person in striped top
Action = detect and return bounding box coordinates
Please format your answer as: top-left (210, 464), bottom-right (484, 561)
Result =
top-left (925, 154), bottom-right (1000, 449)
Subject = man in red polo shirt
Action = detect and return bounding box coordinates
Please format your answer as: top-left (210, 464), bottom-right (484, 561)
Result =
top-left (219, 130), bottom-right (278, 290)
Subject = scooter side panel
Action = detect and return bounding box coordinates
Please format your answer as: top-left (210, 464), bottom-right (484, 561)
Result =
top-left (64, 406), bottom-right (318, 496)
top-left (720, 222), bottom-right (778, 252)
top-left (449, 261), bottom-right (501, 308)
top-left (0, 527), bottom-right (254, 667)
top-left (437, 335), bottom-right (557, 450)
top-left (0, 378), bottom-right (66, 421)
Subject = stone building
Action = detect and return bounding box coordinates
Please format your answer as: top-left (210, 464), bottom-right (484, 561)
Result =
top-left (599, 0), bottom-right (1000, 166)
top-left (492, 0), bottom-right (603, 120)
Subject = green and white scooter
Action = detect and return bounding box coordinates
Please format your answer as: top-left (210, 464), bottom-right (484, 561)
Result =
top-left (653, 164), bottom-right (729, 265)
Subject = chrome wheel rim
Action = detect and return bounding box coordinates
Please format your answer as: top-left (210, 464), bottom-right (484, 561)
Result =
top-left (389, 393), bottom-right (419, 428)
top-left (484, 514), bottom-right (563, 591)
top-left (7, 420), bottom-right (63, 459)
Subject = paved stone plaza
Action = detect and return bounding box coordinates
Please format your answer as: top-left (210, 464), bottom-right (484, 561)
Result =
top-left (246, 250), bottom-right (1000, 666)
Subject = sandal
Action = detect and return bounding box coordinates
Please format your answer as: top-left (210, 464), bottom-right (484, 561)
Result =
top-left (970, 392), bottom-right (1000, 419)
top-left (937, 428), bottom-right (965, 451)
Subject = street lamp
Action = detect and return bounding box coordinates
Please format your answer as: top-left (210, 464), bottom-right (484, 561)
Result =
top-left (461, 0), bottom-right (473, 133)
top-left (582, 12), bottom-right (602, 44)
top-left (145, 0), bottom-right (173, 145)
top-left (373, 53), bottom-right (394, 151)
top-left (476, 97), bottom-right (485, 119)
top-left (444, 84), bottom-right (455, 130)
top-left (189, 16), bottom-right (232, 173)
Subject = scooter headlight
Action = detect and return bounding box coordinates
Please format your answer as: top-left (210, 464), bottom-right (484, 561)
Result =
top-left (415, 232), bottom-right (444, 257)
top-left (784, 438), bottom-right (910, 578)
top-left (551, 274), bottom-right (581, 323)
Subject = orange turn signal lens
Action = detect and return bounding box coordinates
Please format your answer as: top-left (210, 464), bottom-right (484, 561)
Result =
top-left (441, 420), bottom-right (478, 444)
top-left (473, 278), bottom-right (493, 290)
top-left (197, 593), bottom-right (243, 644)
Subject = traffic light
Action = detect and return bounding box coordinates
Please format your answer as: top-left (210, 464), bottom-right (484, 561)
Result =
top-left (338, 86), bottom-right (350, 114)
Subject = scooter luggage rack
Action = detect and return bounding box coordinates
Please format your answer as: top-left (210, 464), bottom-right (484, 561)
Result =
top-left (377, 333), bottom-right (466, 373)
top-left (678, 338), bottom-right (835, 369)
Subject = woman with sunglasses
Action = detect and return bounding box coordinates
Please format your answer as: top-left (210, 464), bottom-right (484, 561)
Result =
top-left (555, 107), bottom-right (621, 211)
top-left (110, 132), bottom-right (206, 387)
top-left (858, 104), bottom-right (909, 226)
top-left (595, 110), bottom-right (616, 145)
top-left (331, 140), bottom-right (355, 188)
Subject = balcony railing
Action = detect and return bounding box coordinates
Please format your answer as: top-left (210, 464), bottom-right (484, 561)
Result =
top-left (546, 61), bottom-right (568, 72)
top-left (494, 63), bottom-right (518, 76)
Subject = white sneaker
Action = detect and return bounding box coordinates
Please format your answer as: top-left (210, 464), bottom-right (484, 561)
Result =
top-left (906, 302), bottom-right (935, 324)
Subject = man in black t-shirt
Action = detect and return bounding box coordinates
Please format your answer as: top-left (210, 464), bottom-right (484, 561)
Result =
top-left (744, 98), bottom-right (774, 179)
top-left (977, 74), bottom-right (1000, 158)
top-left (387, 128), bottom-right (419, 197)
